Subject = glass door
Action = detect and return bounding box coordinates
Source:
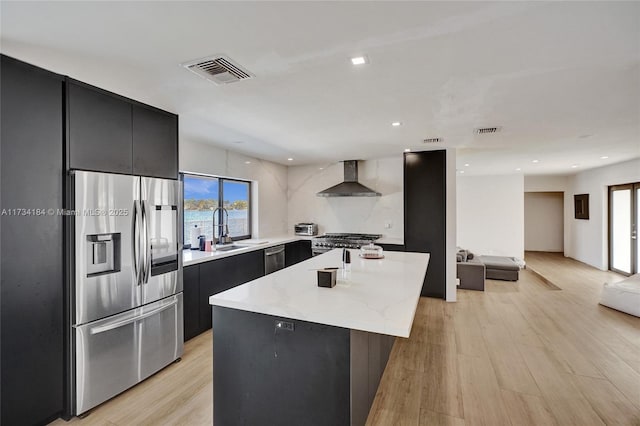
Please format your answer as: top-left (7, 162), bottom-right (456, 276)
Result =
top-left (609, 183), bottom-right (639, 275)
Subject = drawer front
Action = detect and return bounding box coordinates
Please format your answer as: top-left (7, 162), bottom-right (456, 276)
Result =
top-left (75, 294), bottom-right (183, 414)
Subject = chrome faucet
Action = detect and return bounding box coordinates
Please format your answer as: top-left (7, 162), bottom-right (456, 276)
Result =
top-left (213, 207), bottom-right (233, 245)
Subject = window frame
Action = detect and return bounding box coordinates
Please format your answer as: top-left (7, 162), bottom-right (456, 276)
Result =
top-left (218, 177), bottom-right (252, 241)
top-left (182, 172), bottom-right (252, 243)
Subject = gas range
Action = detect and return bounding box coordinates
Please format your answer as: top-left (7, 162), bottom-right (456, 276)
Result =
top-left (311, 233), bottom-right (382, 255)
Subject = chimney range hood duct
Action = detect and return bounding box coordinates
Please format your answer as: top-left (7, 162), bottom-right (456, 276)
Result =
top-left (317, 160), bottom-right (381, 197)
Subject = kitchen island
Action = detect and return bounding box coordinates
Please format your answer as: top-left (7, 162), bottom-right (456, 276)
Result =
top-left (209, 249), bottom-right (429, 426)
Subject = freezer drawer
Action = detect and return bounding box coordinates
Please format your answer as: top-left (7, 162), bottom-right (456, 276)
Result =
top-left (75, 294), bottom-right (183, 415)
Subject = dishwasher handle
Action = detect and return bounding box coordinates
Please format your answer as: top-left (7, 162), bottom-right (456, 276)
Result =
top-left (265, 246), bottom-right (285, 256)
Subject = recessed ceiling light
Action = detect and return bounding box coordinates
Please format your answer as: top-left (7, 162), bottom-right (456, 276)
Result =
top-left (351, 55), bottom-right (368, 65)
top-left (287, 158), bottom-right (293, 161)
top-left (464, 163), bottom-right (470, 167)
top-left (600, 156), bottom-right (609, 159)
top-left (459, 170), bottom-right (465, 174)
top-left (319, 167), bottom-right (324, 170)
top-left (245, 161), bottom-right (251, 164)
top-left (515, 168), bottom-right (521, 171)
top-left (404, 148), bottom-right (411, 152)
top-left (571, 164), bottom-right (579, 168)
top-left (391, 122), bottom-right (402, 127)
top-left (532, 159), bottom-right (539, 163)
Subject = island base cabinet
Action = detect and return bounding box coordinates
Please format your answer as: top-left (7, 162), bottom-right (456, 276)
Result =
top-left (212, 306), bottom-right (394, 426)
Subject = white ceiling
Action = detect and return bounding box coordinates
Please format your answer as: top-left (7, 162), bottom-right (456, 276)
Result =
top-left (1, 1), bottom-right (639, 175)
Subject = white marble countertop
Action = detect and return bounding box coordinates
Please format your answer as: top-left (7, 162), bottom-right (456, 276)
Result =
top-left (183, 235), bottom-right (313, 267)
top-left (209, 249), bottom-right (429, 338)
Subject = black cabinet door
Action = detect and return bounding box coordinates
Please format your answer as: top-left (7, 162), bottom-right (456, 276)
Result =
top-left (285, 241), bottom-right (298, 267)
top-left (1, 55), bottom-right (64, 426)
top-left (132, 105), bottom-right (178, 179)
top-left (232, 250), bottom-right (265, 285)
top-left (199, 250), bottom-right (265, 332)
top-left (199, 259), bottom-right (223, 333)
top-left (298, 240), bottom-right (312, 263)
top-left (404, 150), bottom-right (446, 298)
top-left (68, 81), bottom-right (133, 174)
top-left (285, 240), bottom-right (312, 267)
top-left (183, 265), bottom-right (200, 341)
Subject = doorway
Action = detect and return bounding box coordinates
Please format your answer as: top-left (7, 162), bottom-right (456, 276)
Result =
top-left (609, 183), bottom-right (639, 275)
top-left (525, 192), bottom-right (564, 253)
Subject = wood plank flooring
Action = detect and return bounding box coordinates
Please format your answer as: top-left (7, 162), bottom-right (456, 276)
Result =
top-left (51, 252), bottom-right (640, 425)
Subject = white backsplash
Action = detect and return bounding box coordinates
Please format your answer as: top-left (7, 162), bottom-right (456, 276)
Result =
top-left (180, 139), bottom-right (289, 238)
top-left (287, 157), bottom-right (404, 239)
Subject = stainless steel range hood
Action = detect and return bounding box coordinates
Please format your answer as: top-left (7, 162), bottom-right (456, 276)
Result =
top-left (317, 160), bottom-right (381, 197)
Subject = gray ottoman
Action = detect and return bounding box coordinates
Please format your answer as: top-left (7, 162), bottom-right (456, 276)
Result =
top-left (457, 260), bottom-right (485, 291)
top-left (478, 255), bottom-right (520, 281)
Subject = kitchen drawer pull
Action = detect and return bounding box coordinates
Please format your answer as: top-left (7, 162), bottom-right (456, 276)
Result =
top-left (265, 247), bottom-right (285, 256)
top-left (89, 299), bottom-right (178, 335)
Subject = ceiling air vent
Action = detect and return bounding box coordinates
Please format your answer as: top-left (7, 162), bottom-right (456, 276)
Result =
top-left (423, 138), bottom-right (442, 143)
top-left (474, 126), bottom-right (501, 135)
top-left (181, 55), bottom-right (253, 85)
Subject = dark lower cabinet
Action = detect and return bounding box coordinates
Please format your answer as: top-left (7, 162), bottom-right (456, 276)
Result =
top-left (67, 80), bottom-right (133, 174)
top-left (183, 265), bottom-right (201, 341)
top-left (186, 249), bottom-right (266, 340)
top-left (213, 307), bottom-right (351, 426)
top-left (184, 243), bottom-right (313, 342)
top-left (404, 150), bottom-right (447, 298)
top-left (1, 55), bottom-right (64, 426)
top-left (285, 240), bottom-right (312, 267)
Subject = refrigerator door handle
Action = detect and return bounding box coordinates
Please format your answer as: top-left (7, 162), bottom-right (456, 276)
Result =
top-left (88, 297), bottom-right (179, 335)
top-left (142, 200), bottom-right (152, 284)
top-left (132, 200), bottom-right (142, 285)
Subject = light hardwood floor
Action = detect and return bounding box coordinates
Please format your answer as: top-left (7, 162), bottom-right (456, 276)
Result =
top-left (52, 252), bottom-right (640, 425)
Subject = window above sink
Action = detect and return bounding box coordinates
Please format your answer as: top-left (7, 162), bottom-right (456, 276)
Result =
top-left (182, 173), bottom-right (252, 246)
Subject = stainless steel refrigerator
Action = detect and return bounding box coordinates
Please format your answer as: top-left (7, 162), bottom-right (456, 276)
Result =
top-left (71, 170), bottom-right (183, 415)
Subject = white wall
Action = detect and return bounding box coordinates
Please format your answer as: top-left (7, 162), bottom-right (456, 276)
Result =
top-left (287, 157), bottom-right (404, 239)
top-left (564, 158), bottom-right (640, 270)
top-left (524, 192), bottom-right (564, 252)
top-left (445, 150), bottom-right (457, 302)
top-left (524, 175), bottom-right (568, 192)
top-left (180, 139), bottom-right (289, 238)
top-left (287, 152), bottom-right (458, 301)
top-left (457, 174), bottom-right (525, 259)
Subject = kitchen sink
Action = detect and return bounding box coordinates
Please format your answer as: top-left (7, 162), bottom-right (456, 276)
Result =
top-left (215, 244), bottom-right (247, 252)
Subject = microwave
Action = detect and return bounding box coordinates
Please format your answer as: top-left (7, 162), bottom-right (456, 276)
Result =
top-left (294, 223), bottom-right (318, 236)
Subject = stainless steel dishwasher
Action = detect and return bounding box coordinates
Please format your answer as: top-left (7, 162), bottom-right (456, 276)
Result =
top-left (264, 245), bottom-right (284, 275)
top-left (264, 245), bottom-right (285, 275)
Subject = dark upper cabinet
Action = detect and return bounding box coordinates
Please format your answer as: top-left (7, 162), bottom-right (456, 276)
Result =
top-left (67, 80), bottom-right (178, 179)
top-left (183, 265), bottom-right (201, 342)
top-left (132, 105), bottom-right (178, 179)
top-left (1, 55), bottom-right (64, 426)
top-left (67, 81), bottom-right (133, 174)
top-left (404, 150), bottom-right (446, 298)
